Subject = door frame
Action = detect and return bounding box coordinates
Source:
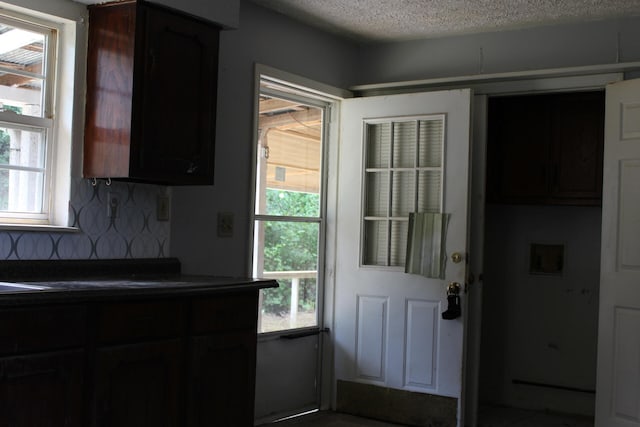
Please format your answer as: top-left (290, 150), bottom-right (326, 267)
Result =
top-left (353, 71), bottom-right (624, 426)
top-left (249, 64), bottom-right (352, 422)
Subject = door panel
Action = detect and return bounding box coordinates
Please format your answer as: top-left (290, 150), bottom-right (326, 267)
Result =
top-left (596, 78), bottom-right (640, 427)
top-left (334, 89), bottom-right (472, 425)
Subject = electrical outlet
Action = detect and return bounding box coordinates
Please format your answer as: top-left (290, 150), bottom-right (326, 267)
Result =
top-left (107, 192), bottom-right (119, 218)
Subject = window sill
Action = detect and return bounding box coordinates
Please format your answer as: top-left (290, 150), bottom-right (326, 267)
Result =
top-left (0, 224), bottom-right (80, 233)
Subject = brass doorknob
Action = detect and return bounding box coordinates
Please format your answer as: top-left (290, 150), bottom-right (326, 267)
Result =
top-left (451, 252), bottom-right (463, 263)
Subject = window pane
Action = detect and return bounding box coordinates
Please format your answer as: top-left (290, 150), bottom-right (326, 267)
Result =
top-left (0, 125), bottom-right (46, 168)
top-left (255, 220), bottom-right (319, 333)
top-left (0, 24), bottom-right (45, 119)
top-left (0, 168), bottom-right (44, 212)
top-left (418, 119), bottom-right (443, 168)
top-left (366, 122), bottom-right (391, 168)
top-left (389, 220), bottom-right (408, 267)
top-left (417, 171), bottom-right (441, 212)
top-left (391, 171), bottom-right (415, 217)
top-left (363, 219), bottom-right (387, 265)
top-left (256, 94), bottom-right (322, 217)
top-left (392, 121), bottom-right (416, 168)
top-left (264, 189), bottom-right (319, 217)
top-left (366, 171), bottom-right (388, 217)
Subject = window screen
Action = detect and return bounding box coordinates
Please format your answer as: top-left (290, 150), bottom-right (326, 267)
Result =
top-left (362, 116), bottom-right (444, 267)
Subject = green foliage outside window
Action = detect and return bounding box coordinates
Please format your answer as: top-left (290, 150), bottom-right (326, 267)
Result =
top-left (262, 189), bottom-right (319, 315)
top-left (0, 106), bottom-right (22, 210)
top-left (0, 130), bottom-right (10, 210)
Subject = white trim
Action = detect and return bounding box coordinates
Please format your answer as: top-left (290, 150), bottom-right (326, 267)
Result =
top-left (0, 2), bottom-right (85, 228)
top-left (256, 64), bottom-right (353, 100)
top-left (0, 223), bottom-right (78, 232)
top-left (350, 62), bottom-right (640, 93)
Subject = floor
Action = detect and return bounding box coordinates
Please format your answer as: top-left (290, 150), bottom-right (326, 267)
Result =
top-left (267, 406), bottom-right (594, 427)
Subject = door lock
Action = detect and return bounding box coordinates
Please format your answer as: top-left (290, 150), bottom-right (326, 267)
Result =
top-left (442, 281), bottom-right (462, 320)
top-left (450, 252), bottom-right (463, 263)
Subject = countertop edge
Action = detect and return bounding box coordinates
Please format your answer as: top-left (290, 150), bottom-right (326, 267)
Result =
top-left (0, 277), bottom-right (278, 306)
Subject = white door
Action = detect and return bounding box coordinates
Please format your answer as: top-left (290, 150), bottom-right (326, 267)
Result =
top-left (334, 90), bottom-right (472, 425)
top-left (596, 78), bottom-right (640, 427)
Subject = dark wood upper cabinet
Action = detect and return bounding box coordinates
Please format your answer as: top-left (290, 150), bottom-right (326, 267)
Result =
top-left (487, 91), bottom-right (604, 206)
top-left (84, 1), bottom-right (219, 185)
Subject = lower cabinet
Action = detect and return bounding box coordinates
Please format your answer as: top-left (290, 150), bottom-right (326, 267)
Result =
top-left (0, 351), bottom-right (84, 427)
top-left (93, 340), bottom-right (182, 427)
top-left (0, 289), bottom-right (261, 427)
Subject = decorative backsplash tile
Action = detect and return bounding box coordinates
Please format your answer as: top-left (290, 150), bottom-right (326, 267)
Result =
top-left (0, 178), bottom-right (170, 260)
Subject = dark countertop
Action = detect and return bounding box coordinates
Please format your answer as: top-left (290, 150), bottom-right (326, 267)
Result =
top-left (0, 258), bottom-right (278, 306)
top-left (0, 276), bottom-right (278, 306)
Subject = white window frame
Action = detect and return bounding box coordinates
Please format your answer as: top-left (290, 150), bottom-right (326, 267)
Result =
top-left (0, 1), bottom-right (84, 230)
top-left (0, 13), bottom-right (56, 224)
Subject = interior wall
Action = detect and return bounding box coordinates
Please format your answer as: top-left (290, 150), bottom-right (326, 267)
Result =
top-left (170, 0), bottom-right (359, 276)
top-left (356, 16), bottom-right (640, 85)
top-left (480, 204), bottom-right (601, 416)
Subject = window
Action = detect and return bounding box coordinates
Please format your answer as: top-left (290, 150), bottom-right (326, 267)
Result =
top-left (0, 13), bottom-right (56, 224)
top-left (362, 116), bottom-right (444, 267)
top-left (252, 78), bottom-right (330, 334)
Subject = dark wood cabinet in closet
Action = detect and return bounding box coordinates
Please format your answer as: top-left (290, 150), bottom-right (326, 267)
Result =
top-left (486, 91), bottom-right (604, 205)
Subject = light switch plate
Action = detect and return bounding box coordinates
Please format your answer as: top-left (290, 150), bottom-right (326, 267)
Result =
top-left (217, 212), bottom-right (234, 237)
top-left (157, 195), bottom-right (170, 221)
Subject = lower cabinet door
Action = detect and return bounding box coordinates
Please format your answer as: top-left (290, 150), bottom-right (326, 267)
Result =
top-left (189, 331), bottom-right (257, 427)
top-left (93, 340), bottom-right (182, 427)
top-left (0, 350), bottom-right (84, 426)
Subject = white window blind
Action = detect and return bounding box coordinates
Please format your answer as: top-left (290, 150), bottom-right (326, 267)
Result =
top-left (362, 115), bottom-right (444, 267)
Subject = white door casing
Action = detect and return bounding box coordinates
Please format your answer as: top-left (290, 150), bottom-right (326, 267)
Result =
top-left (334, 89), bottom-right (472, 416)
top-left (596, 78), bottom-right (640, 427)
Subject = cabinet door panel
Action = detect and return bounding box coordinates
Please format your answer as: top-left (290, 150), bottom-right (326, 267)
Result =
top-left (93, 340), bottom-right (182, 427)
top-left (132, 4), bottom-right (219, 184)
top-left (0, 351), bottom-right (84, 427)
top-left (551, 92), bottom-right (604, 201)
top-left (189, 332), bottom-right (257, 427)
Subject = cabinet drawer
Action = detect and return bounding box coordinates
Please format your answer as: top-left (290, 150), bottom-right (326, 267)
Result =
top-left (192, 293), bottom-right (258, 334)
top-left (0, 305), bottom-right (86, 356)
top-left (98, 300), bottom-right (186, 344)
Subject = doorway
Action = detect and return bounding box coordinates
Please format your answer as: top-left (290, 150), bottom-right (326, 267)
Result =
top-left (477, 90), bottom-right (603, 421)
top-left (251, 75), bottom-right (335, 423)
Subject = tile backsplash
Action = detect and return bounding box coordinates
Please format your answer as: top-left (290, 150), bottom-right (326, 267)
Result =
top-left (0, 178), bottom-right (170, 260)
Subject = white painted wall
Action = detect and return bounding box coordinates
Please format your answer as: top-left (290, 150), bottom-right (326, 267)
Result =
top-left (170, 0), bottom-right (359, 275)
top-left (480, 204), bottom-right (601, 416)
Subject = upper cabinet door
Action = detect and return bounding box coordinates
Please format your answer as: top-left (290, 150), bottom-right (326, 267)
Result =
top-left (486, 91), bottom-right (604, 205)
top-left (84, 1), bottom-right (219, 185)
top-left (132, 3), bottom-right (219, 184)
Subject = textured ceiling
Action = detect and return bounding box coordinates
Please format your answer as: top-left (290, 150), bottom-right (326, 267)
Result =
top-left (250, 0), bottom-right (640, 42)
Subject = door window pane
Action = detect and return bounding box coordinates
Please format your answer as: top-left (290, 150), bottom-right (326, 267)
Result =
top-left (255, 220), bottom-right (319, 333)
top-left (362, 116), bottom-right (444, 267)
top-left (255, 95), bottom-right (322, 217)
